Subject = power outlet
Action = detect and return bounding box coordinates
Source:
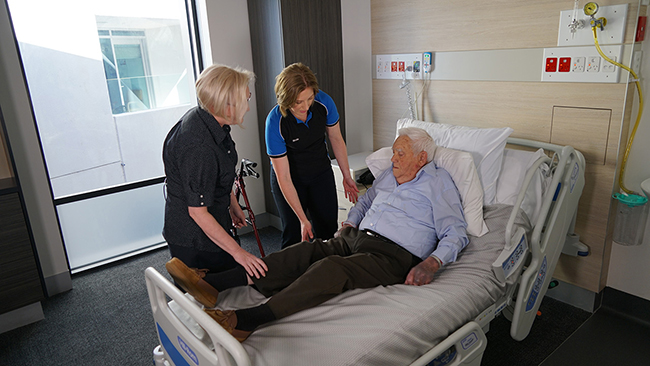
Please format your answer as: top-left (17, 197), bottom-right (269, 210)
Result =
top-left (572, 57), bottom-right (585, 72)
top-left (558, 57), bottom-right (571, 72)
top-left (375, 53), bottom-right (424, 79)
top-left (542, 46), bottom-right (622, 83)
top-left (632, 51), bottom-right (643, 74)
top-left (586, 56), bottom-right (600, 72)
top-left (601, 56), bottom-right (617, 73)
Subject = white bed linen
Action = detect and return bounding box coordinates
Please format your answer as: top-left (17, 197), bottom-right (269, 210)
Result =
top-left (201, 204), bottom-right (530, 366)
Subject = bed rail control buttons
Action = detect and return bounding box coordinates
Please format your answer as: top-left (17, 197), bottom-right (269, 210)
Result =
top-left (492, 227), bottom-right (528, 283)
top-left (461, 332), bottom-right (478, 350)
top-left (525, 256), bottom-right (547, 312)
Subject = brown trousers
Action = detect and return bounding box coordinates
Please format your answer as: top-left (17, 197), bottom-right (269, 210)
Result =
top-left (252, 227), bottom-right (420, 319)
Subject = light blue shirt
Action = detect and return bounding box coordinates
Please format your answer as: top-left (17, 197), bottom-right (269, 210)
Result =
top-left (346, 162), bottom-right (469, 264)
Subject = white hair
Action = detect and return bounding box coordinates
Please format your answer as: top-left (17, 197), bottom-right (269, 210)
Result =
top-left (397, 127), bottom-right (436, 163)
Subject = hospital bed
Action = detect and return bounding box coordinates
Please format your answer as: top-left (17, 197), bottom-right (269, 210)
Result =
top-left (145, 119), bottom-right (586, 366)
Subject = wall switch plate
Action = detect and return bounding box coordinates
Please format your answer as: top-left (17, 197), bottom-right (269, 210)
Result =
top-left (558, 4), bottom-right (628, 47)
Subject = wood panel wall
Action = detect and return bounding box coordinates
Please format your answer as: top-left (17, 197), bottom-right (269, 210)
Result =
top-left (248, 0), bottom-right (346, 216)
top-left (0, 126), bottom-right (12, 180)
top-left (371, 0), bottom-right (643, 293)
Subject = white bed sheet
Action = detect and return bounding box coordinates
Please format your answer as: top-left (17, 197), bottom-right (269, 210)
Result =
top-left (201, 204), bottom-right (530, 366)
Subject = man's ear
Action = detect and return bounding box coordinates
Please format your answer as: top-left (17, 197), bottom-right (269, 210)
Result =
top-left (418, 151), bottom-right (428, 166)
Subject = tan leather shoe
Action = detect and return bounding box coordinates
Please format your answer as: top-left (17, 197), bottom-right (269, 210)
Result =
top-left (165, 257), bottom-right (219, 308)
top-left (204, 309), bottom-right (252, 342)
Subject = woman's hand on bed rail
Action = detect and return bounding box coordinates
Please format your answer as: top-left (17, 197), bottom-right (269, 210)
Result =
top-left (404, 256), bottom-right (440, 286)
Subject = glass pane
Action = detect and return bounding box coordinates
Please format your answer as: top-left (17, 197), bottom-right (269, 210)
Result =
top-left (7, 0), bottom-right (197, 198)
top-left (115, 44), bottom-right (151, 109)
top-left (57, 183), bottom-right (165, 271)
top-left (112, 30), bottom-right (146, 37)
top-left (6, 0), bottom-right (199, 271)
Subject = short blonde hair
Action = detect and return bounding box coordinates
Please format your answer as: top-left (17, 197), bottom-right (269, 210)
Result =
top-left (274, 63), bottom-right (319, 117)
top-left (397, 127), bottom-right (437, 163)
top-left (196, 64), bottom-right (255, 125)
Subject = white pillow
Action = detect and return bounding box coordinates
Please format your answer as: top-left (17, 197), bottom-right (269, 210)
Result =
top-left (495, 148), bottom-right (550, 224)
top-left (365, 146), bottom-right (488, 237)
top-left (396, 118), bottom-right (513, 205)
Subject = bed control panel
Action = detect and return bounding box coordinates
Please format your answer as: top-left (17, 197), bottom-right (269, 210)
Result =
top-left (493, 227), bottom-right (528, 283)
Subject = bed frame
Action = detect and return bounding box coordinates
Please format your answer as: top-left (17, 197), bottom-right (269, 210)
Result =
top-left (145, 137), bottom-right (585, 366)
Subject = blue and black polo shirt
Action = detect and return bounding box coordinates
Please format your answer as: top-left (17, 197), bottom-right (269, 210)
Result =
top-left (265, 91), bottom-right (339, 180)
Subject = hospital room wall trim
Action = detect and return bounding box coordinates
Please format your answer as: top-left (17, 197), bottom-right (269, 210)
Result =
top-left (372, 46), bottom-right (637, 83)
top-left (370, 0), bottom-right (646, 296)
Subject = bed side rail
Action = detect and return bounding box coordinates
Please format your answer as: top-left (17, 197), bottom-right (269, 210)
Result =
top-left (145, 267), bottom-right (251, 366)
top-left (504, 140), bottom-right (586, 341)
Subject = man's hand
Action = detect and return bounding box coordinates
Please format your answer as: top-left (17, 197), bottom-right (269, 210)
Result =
top-left (334, 222), bottom-right (354, 238)
top-left (404, 256), bottom-right (441, 286)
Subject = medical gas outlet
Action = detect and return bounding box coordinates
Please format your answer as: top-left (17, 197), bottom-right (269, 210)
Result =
top-left (557, 4), bottom-right (627, 47)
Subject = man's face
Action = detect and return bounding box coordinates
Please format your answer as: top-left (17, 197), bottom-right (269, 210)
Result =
top-left (391, 136), bottom-right (426, 184)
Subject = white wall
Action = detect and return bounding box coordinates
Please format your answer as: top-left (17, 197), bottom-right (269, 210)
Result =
top-left (201, 0), bottom-right (266, 216)
top-left (607, 33), bottom-right (650, 301)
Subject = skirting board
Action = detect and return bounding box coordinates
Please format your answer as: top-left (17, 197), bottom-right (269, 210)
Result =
top-left (601, 287), bottom-right (650, 326)
top-left (43, 270), bottom-right (72, 296)
top-left (545, 279), bottom-right (599, 313)
top-left (0, 302), bottom-right (44, 334)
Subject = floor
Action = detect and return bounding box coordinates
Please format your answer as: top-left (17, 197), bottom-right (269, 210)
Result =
top-left (540, 287), bottom-right (650, 365)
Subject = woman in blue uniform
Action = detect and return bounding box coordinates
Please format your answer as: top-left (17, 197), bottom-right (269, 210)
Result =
top-left (163, 64), bottom-right (267, 281)
top-left (265, 63), bottom-right (358, 249)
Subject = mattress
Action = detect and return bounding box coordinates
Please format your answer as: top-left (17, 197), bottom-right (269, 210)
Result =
top-left (194, 204), bottom-right (530, 366)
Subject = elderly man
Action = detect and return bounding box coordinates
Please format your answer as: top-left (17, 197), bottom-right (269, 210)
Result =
top-left (166, 126), bottom-right (468, 341)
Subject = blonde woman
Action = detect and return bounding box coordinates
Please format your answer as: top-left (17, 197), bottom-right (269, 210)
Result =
top-left (265, 63), bottom-right (358, 248)
top-left (163, 65), bottom-right (267, 297)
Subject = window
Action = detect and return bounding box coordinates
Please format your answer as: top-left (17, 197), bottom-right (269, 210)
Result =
top-left (7, 3), bottom-right (197, 197)
top-left (97, 17), bottom-right (194, 115)
top-left (99, 29), bottom-right (152, 114)
top-left (7, 0), bottom-right (202, 271)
